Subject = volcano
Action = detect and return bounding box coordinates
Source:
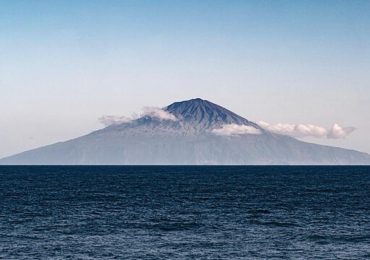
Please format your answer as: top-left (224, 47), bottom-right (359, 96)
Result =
top-left (1, 98), bottom-right (369, 165)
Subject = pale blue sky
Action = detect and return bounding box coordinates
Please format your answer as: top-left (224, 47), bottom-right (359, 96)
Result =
top-left (1, 0), bottom-right (370, 157)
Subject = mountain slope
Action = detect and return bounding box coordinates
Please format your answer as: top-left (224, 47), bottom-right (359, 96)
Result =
top-left (1, 98), bottom-right (369, 165)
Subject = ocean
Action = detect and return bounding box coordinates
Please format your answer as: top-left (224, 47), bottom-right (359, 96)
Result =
top-left (1, 166), bottom-right (369, 259)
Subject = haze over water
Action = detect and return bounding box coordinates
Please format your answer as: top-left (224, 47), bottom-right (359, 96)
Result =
top-left (1, 166), bottom-right (370, 259)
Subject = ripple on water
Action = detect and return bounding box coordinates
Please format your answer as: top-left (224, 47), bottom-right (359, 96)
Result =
top-left (0, 166), bottom-right (370, 259)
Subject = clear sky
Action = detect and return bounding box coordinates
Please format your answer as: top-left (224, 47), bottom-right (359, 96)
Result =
top-left (1, 0), bottom-right (370, 157)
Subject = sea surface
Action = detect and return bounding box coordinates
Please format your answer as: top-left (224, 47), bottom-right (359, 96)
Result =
top-left (0, 166), bottom-right (370, 259)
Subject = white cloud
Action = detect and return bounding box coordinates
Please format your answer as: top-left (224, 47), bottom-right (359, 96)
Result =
top-left (142, 107), bottom-right (177, 121)
top-left (212, 124), bottom-right (261, 136)
top-left (99, 115), bottom-right (133, 126)
top-left (259, 121), bottom-right (355, 139)
top-left (99, 111), bottom-right (355, 140)
top-left (327, 123), bottom-right (356, 139)
top-left (99, 107), bottom-right (177, 126)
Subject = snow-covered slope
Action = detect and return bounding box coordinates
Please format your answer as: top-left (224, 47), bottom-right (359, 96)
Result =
top-left (1, 98), bottom-right (369, 165)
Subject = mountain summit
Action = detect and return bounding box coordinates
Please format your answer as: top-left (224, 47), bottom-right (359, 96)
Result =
top-left (1, 98), bottom-right (369, 165)
top-left (165, 98), bottom-right (260, 131)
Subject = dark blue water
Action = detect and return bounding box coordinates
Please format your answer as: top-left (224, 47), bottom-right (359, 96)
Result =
top-left (1, 166), bottom-right (370, 259)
